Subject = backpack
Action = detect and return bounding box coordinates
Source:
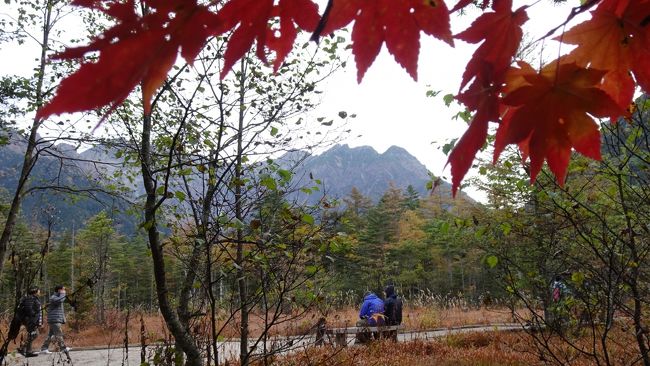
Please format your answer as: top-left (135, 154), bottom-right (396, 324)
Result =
top-left (552, 283), bottom-right (562, 302)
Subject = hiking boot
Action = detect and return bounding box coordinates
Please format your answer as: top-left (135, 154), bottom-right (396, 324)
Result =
top-left (40, 349), bottom-right (51, 354)
top-left (25, 352), bottom-right (39, 357)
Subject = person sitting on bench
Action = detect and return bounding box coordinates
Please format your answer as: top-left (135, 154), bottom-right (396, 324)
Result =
top-left (383, 285), bottom-right (403, 326)
top-left (356, 291), bottom-right (385, 343)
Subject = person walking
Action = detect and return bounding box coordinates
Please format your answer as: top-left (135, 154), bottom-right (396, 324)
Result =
top-left (40, 285), bottom-right (70, 354)
top-left (17, 287), bottom-right (42, 357)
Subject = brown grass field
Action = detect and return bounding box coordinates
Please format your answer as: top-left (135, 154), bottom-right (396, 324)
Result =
top-left (3, 306), bottom-right (640, 365)
top-left (2, 306), bottom-right (514, 349)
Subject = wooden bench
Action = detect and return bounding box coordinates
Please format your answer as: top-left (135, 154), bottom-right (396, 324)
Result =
top-left (323, 325), bottom-right (404, 347)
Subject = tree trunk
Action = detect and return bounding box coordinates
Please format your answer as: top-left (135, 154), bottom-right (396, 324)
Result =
top-left (0, 0), bottom-right (52, 276)
top-left (236, 59), bottom-right (249, 366)
top-left (140, 114), bottom-right (203, 366)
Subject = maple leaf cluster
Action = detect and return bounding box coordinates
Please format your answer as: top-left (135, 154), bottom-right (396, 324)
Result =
top-left (36, 0), bottom-right (650, 196)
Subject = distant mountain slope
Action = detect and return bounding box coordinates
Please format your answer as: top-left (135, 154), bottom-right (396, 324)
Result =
top-left (282, 144), bottom-right (462, 203)
top-left (0, 135), bottom-right (136, 233)
top-left (0, 137), bottom-right (469, 233)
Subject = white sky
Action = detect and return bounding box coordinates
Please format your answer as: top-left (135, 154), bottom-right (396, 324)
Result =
top-left (0, 0), bottom-right (583, 202)
top-left (313, 1), bottom-right (579, 201)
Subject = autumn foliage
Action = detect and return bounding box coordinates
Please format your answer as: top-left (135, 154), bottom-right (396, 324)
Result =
top-left (36, 0), bottom-right (650, 195)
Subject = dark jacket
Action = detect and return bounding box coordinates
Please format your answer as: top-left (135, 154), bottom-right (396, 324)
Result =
top-left (46, 293), bottom-right (66, 324)
top-left (384, 286), bottom-right (403, 326)
top-left (18, 294), bottom-right (41, 327)
top-left (359, 293), bottom-right (384, 325)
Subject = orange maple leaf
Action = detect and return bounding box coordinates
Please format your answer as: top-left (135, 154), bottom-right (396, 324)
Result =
top-left (37, 0), bottom-right (219, 120)
top-left (494, 62), bottom-right (625, 185)
top-left (559, 0), bottom-right (650, 109)
top-left (320, 0), bottom-right (453, 82)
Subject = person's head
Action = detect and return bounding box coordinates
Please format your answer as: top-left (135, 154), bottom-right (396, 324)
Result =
top-left (28, 287), bottom-right (40, 296)
top-left (554, 275), bottom-right (562, 282)
top-left (54, 285), bottom-right (66, 294)
top-left (384, 285), bottom-right (395, 297)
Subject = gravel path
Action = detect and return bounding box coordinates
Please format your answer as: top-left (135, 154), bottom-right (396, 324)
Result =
top-left (3, 323), bottom-right (524, 366)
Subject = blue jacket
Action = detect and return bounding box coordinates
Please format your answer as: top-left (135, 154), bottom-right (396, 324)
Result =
top-left (359, 293), bottom-right (384, 325)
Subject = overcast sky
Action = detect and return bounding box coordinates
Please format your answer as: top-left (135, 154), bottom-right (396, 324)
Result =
top-left (312, 1), bottom-right (578, 201)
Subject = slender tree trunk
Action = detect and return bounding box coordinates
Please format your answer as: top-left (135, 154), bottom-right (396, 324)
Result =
top-left (236, 59), bottom-right (249, 366)
top-left (616, 173), bottom-right (650, 366)
top-left (0, 0), bottom-right (52, 276)
top-left (140, 114), bottom-right (203, 366)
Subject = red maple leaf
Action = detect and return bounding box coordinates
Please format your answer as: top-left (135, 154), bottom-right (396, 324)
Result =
top-left (215, 0), bottom-right (320, 78)
top-left (447, 0), bottom-right (527, 196)
top-left (455, 0), bottom-right (528, 91)
top-left (559, 0), bottom-right (650, 109)
top-left (320, 0), bottom-right (453, 82)
top-left (448, 62), bottom-right (500, 197)
top-left (36, 0), bottom-right (220, 120)
top-left (494, 62), bottom-right (625, 185)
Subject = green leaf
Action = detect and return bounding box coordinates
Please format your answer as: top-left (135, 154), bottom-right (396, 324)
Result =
top-left (442, 139), bottom-right (458, 155)
top-left (338, 111), bottom-right (347, 119)
top-left (260, 175), bottom-right (277, 190)
top-left (139, 220), bottom-right (154, 231)
top-left (439, 222), bottom-right (450, 235)
top-left (277, 169), bottom-right (292, 182)
top-left (301, 214), bottom-right (315, 225)
top-left (174, 191), bottom-right (186, 202)
top-left (270, 126), bottom-right (278, 136)
top-left (486, 255), bottom-right (498, 268)
top-left (500, 222), bottom-right (511, 236)
top-left (305, 265), bottom-right (318, 275)
top-left (426, 89), bottom-right (440, 98)
top-left (571, 271), bottom-right (585, 286)
top-left (443, 93), bottom-right (455, 106)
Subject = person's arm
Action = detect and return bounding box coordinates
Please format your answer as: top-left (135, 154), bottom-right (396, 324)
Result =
top-left (50, 293), bottom-right (66, 305)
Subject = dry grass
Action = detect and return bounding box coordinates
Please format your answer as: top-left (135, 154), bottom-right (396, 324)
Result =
top-left (313, 306), bottom-right (517, 330)
top-left (1, 306), bottom-right (517, 350)
top-left (260, 331), bottom-right (539, 366)
top-left (263, 329), bottom-right (644, 366)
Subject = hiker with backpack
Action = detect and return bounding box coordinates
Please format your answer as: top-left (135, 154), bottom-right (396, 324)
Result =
top-left (547, 275), bottom-right (571, 330)
top-left (40, 285), bottom-right (71, 354)
top-left (17, 287), bottom-right (42, 357)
